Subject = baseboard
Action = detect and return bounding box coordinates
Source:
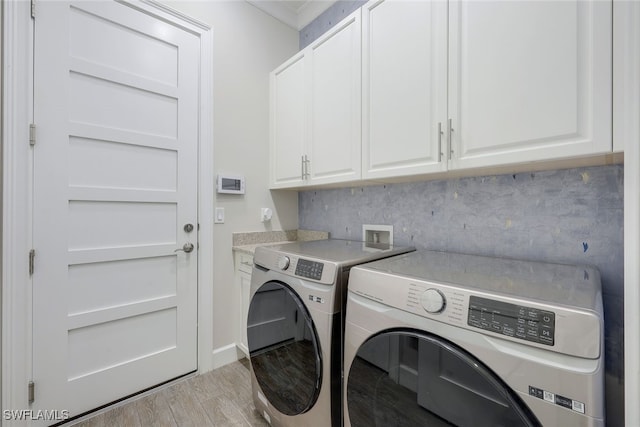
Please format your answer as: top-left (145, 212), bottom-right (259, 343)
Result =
top-left (211, 343), bottom-right (240, 369)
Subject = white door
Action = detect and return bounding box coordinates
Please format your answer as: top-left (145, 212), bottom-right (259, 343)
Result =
top-left (307, 9), bottom-right (361, 185)
top-left (448, 0), bottom-right (612, 169)
top-left (362, 0), bottom-right (448, 180)
top-left (32, 0), bottom-right (199, 418)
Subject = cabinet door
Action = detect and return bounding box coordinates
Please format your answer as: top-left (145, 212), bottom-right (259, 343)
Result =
top-left (270, 53), bottom-right (307, 188)
top-left (613, 0), bottom-right (640, 153)
top-left (239, 271), bottom-right (251, 355)
top-left (362, 0), bottom-right (448, 179)
top-left (235, 253), bottom-right (253, 356)
top-left (307, 10), bottom-right (362, 185)
top-left (448, 0), bottom-right (612, 170)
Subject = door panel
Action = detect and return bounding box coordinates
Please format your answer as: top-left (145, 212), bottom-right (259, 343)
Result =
top-left (32, 0), bottom-right (199, 418)
top-left (68, 137), bottom-right (178, 191)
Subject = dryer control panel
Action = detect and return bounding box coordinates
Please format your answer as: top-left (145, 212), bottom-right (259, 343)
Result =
top-left (295, 258), bottom-right (324, 280)
top-left (468, 296), bottom-right (556, 346)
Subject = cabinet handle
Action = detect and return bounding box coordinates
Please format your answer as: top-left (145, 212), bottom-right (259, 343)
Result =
top-left (448, 118), bottom-right (454, 160)
top-left (438, 122), bottom-right (444, 162)
top-left (301, 155), bottom-right (305, 180)
top-left (304, 155), bottom-right (311, 179)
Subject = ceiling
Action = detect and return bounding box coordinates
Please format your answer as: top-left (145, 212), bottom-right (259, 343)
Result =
top-left (246, 0), bottom-right (337, 30)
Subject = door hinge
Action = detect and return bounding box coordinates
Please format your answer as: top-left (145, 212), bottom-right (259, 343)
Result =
top-left (30, 0), bottom-right (35, 19)
top-left (29, 249), bottom-right (35, 276)
top-left (28, 381), bottom-right (35, 404)
top-left (29, 123), bottom-right (36, 146)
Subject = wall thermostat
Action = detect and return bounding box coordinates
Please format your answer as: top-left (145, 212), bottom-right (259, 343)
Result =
top-left (217, 174), bottom-right (245, 194)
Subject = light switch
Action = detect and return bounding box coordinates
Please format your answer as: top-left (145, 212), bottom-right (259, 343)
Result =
top-left (215, 207), bottom-right (225, 224)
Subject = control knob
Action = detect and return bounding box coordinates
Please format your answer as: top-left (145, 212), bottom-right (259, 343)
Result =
top-left (278, 256), bottom-right (290, 270)
top-left (421, 288), bottom-right (446, 313)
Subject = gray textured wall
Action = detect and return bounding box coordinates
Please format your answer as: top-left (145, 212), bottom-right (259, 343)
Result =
top-left (299, 165), bottom-right (624, 424)
top-left (299, 0), bottom-right (366, 49)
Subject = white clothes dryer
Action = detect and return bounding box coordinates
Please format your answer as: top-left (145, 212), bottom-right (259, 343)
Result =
top-left (247, 239), bottom-right (414, 427)
top-left (344, 250), bottom-right (605, 427)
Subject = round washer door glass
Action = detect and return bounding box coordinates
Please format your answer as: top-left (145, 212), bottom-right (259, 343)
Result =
top-left (247, 281), bottom-right (322, 416)
top-left (347, 330), bottom-right (541, 427)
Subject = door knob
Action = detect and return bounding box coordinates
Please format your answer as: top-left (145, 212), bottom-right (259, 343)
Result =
top-left (175, 243), bottom-right (195, 253)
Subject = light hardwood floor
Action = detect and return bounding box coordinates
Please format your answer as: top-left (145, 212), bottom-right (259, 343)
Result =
top-left (71, 359), bottom-right (269, 427)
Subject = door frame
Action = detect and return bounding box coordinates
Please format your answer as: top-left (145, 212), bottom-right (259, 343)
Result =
top-left (2, 0), bottom-right (214, 421)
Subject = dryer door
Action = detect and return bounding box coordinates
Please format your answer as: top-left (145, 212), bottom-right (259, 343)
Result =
top-left (346, 330), bottom-right (541, 427)
top-left (247, 281), bottom-right (322, 416)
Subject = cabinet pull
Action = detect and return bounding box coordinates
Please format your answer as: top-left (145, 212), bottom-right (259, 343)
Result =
top-left (304, 155), bottom-right (311, 179)
top-left (438, 122), bottom-right (444, 162)
top-left (301, 155), bottom-right (305, 180)
top-left (448, 118), bottom-right (454, 160)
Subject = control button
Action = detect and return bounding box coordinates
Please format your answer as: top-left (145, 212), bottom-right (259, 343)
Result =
top-left (421, 288), bottom-right (446, 313)
top-left (277, 256), bottom-right (290, 270)
top-left (542, 314), bottom-right (553, 324)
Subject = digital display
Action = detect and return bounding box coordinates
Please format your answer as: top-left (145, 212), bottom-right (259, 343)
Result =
top-left (221, 178), bottom-right (242, 190)
top-left (468, 296), bottom-right (555, 346)
top-left (217, 175), bottom-right (244, 194)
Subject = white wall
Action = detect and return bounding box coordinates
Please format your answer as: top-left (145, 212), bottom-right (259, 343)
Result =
top-left (161, 0), bottom-right (299, 361)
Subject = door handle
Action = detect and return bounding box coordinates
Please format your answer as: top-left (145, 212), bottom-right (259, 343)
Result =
top-left (175, 243), bottom-right (195, 253)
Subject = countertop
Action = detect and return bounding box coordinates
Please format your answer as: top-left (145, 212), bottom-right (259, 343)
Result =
top-left (232, 229), bottom-right (329, 256)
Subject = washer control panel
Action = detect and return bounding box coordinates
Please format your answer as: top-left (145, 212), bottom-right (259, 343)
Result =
top-left (349, 264), bottom-right (602, 359)
top-left (295, 258), bottom-right (324, 281)
top-left (468, 296), bottom-right (555, 346)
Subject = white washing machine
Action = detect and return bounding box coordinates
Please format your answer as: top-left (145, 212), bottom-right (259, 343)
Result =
top-left (247, 239), bottom-right (414, 427)
top-left (344, 250), bottom-right (605, 427)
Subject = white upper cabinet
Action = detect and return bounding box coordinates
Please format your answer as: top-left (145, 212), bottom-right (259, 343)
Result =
top-left (308, 11), bottom-right (362, 185)
top-left (613, 0), bottom-right (639, 153)
top-left (362, 0), bottom-right (448, 179)
top-left (448, 0), bottom-right (612, 170)
top-left (271, 0), bottom-right (614, 189)
top-left (270, 10), bottom-right (361, 189)
top-left (270, 52), bottom-right (307, 188)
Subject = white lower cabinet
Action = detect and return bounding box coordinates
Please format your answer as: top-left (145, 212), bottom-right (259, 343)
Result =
top-left (234, 252), bottom-right (253, 356)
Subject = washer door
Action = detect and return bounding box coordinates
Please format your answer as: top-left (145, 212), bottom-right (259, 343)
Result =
top-left (247, 281), bottom-right (322, 416)
top-left (347, 330), bottom-right (541, 427)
